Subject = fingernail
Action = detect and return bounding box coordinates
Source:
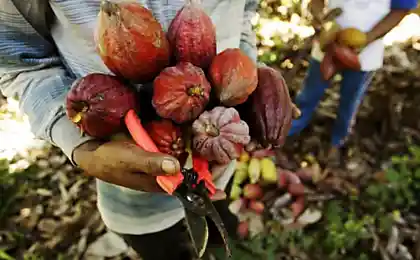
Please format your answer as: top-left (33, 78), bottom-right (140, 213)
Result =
top-left (161, 159), bottom-right (177, 174)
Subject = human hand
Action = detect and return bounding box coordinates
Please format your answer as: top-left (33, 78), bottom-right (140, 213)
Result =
top-left (73, 135), bottom-right (181, 193)
top-left (353, 32), bottom-right (374, 54)
top-left (318, 21), bottom-right (341, 52)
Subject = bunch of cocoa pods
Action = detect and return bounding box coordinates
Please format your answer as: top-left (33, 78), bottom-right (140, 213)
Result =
top-left (65, 1), bottom-right (299, 238)
top-left (66, 0), bottom-right (296, 166)
top-left (228, 145), bottom-right (306, 238)
top-left (320, 43), bottom-right (361, 80)
top-left (320, 27), bottom-right (366, 80)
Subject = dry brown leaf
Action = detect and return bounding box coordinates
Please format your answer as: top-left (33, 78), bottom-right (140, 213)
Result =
top-left (85, 232), bottom-right (128, 258)
top-left (37, 218), bottom-right (60, 235)
top-left (248, 213), bottom-right (264, 238)
top-left (318, 176), bottom-right (359, 195)
top-left (373, 171), bottom-right (388, 183)
top-left (44, 236), bottom-right (63, 249)
top-left (36, 188), bottom-right (53, 197)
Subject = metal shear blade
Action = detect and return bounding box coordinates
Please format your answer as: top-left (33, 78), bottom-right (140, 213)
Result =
top-left (183, 210), bottom-right (209, 258)
top-left (175, 170), bottom-right (231, 259)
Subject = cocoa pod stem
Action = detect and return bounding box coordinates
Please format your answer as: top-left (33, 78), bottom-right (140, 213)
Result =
top-left (100, 0), bottom-right (118, 15)
top-left (204, 124), bottom-right (220, 137)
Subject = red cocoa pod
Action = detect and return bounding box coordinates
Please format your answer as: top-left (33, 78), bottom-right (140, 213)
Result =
top-left (331, 43), bottom-right (361, 71)
top-left (145, 119), bottom-right (185, 158)
top-left (152, 62), bottom-right (211, 123)
top-left (237, 221), bottom-right (249, 239)
top-left (287, 183), bottom-right (305, 196)
top-left (241, 66), bottom-right (293, 148)
top-left (95, 1), bottom-right (170, 83)
top-left (167, 0), bottom-right (216, 69)
top-left (291, 196), bottom-right (305, 218)
top-left (285, 170), bottom-right (301, 184)
top-left (277, 168), bottom-right (288, 188)
top-left (243, 184), bottom-right (263, 200)
top-left (249, 200), bottom-right (265, 215)
top-left (192, 106), bottom-right (250, 164)
top-left (66, 73), bottom-right (139, 138)
top-left (320, 46), bottom-right (338, 81)
top-left (209, 48), bottom-right (258, 106)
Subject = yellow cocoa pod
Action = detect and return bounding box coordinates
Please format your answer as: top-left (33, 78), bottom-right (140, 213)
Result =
top-left (248, 158), bottom-right (261, 184)
top-left (229, 184), bottom-right (242, 200)
top-left (319, 21), bottom-right (341, 50)
top-left (239, 151), bottom-right (250, 163)
top-left (236, 161), bottom-right (248, 172)
top-left (260, 158), bottom-right (277, 183)
top-left (337, 27), bottom-right (367, 49)
top-left (233, 169), bottom-right (248, 185)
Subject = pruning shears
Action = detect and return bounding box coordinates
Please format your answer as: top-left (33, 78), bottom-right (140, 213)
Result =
top-left (124, 109), bottom-right (231, 259)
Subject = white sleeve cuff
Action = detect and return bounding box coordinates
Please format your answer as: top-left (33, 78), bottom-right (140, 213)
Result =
top-left (50, 115), bottom-right (95, 164)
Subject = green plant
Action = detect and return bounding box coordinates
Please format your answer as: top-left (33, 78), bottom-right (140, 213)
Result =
top-left (0, 251), bottom-right (14, 260)
top-left (212, 146), bottom-right (420, 259)
top-left (23, 252), bottom-right (44, 260)
top-left (365, 145), bottom-right (420, 213)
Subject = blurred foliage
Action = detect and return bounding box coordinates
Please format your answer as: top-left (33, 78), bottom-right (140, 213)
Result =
top-left (366, 145), bottom-right (420, 213)
top-left (256, 0), bottom-right (311, 67)
top-left (212, 145), bottom-right (420, 259)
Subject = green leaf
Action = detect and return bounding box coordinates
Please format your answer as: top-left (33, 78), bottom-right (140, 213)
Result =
top-left (414, 168), bottom-right (420, 179)
top-left (391, 156), bottom-right (403, 164)
top-left (385, 169), bottom-right (400, 182)
top-left (409, 146), bottom-right (420, 161)
top-left (366, 185), bottom-right (380, 197)
top-left (0, 251), bottom-right (14, 260)
top-left (302, 236), bottom-right (314, 250)
top-left (378, 216), bottom-right (393, 232)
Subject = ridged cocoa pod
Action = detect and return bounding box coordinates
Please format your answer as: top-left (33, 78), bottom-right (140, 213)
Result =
top-left (241, 66), bottom-right (293, 148)
top-left (167, 0), bottom-right (216, 69)
top-left (332, 43), bottom-right (361, 70)
top-left (209, 48), bottom-right (258, 106)
top-left (320, 45), bottom-right (338, 81)
top-left (96, 0), bottom-right (171, 83)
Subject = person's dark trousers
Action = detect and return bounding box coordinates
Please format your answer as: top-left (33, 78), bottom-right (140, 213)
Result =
top-left (288, 58), bottom-right (375, 147)
top-left (120, 182), bottom-right (239, 260)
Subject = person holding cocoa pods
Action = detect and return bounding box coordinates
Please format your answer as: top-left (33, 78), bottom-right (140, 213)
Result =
top-left (0, 0), bottom-right (260, 259)
top-left (288, 0), bottom-right (417, 163)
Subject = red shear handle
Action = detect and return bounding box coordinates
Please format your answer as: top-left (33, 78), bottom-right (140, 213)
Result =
top-left (124, 109), bottom-right (183, 194)
top-left (192, 156), bottom-right (216, 197)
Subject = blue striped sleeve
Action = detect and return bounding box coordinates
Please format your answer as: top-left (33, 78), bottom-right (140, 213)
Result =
top-left (391, 0), bottom-right (418, 10)
top-left (0, 2), bottom-right (94, 162)
top-left (239, 0), bottom-right (258, 63)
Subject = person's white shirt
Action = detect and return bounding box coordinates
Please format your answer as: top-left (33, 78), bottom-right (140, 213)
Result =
top-left (311, 0), bottom-right (391, 71)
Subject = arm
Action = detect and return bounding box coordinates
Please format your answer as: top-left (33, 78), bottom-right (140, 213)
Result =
top-left (239, 0), bottom-right (259, 63)
top-left (0, 2), bottom-right (94, 163)
top-left (366, 0), bottom-right (417, 44)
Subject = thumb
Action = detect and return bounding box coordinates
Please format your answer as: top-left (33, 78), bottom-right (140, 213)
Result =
top-left (128, 148), bottom-right (181, 176)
